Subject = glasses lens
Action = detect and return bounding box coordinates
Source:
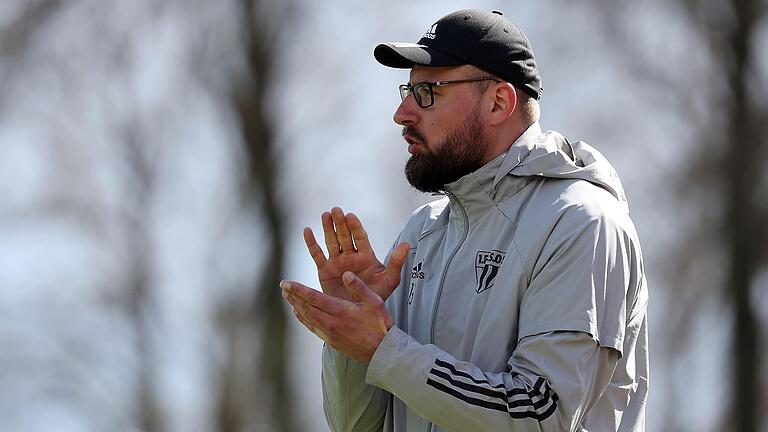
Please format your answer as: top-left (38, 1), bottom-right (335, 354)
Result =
top-left (399, 84), bottom-right (409, 101)
top-left (413, 83), bottom-right (432, 108)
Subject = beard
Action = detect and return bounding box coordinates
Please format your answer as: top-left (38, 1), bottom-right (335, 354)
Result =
top-left (403, 108), bottom-right (488, 193)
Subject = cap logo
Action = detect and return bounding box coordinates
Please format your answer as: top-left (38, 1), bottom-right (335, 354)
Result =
top-left (423, 23), bottom-right (438, 39)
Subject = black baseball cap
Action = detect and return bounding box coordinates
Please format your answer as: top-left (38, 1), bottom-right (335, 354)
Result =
top-left (374, 9), bottom-right (542, 99)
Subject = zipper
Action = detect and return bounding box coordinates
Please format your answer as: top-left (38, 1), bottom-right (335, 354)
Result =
top-left (428, 191), bottom-right (470, 344)
top-left (423, 192), bottom-right (468, 432)
top-left (426, 192), bottom-right (469, 432)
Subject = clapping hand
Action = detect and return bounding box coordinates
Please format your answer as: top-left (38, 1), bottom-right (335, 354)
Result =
top-left (303, 207), bottom-right (409, 301)
top-left (280, 207), bottom-right (409, 362)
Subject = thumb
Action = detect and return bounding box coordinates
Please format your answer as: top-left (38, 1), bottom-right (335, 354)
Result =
top-left (385, 242), bottom-right (410, 284)
top-left (342, 271), bottom-right (373, 303)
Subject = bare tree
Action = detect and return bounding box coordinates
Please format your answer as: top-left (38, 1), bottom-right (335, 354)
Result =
top-left (711, 1), bottom-right (768, 429)
top-left (0, 1), bottom-right (167, 429)
top-left (668, 2), bottom-right (768, 430)
top-left (215, 1), bottom-right (297, 430)
top-left (593, 1), bottom-right (767, 430)
top-left (0, 0), bottom-right (61, 91)
top-left (121, 125), bottom-right (160, 432)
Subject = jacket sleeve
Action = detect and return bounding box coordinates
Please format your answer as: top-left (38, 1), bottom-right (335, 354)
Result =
top-left (364, 191), bottom-right (641, 431)
top-left (365, 327), bottom-right (618, 431)
top-left (321, 237), bottom-right (407, 432)
top-left (321, 345), bottom-right (390, 432)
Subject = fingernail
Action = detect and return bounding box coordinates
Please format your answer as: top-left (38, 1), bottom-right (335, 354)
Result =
top-left (343, 272), bottom-right (354, 283)
top-left (281, 290), bottom-right (288, 299)
top-left (280, 280), bottom-right (290, 291)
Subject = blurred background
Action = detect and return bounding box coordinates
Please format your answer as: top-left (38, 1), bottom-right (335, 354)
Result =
top-left (0, 0), bottom-right (766, 431)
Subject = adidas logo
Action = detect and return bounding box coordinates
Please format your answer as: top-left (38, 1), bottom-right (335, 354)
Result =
top-left (422, 23), bottom-right (438, 40)
top-left (411, 262), bottom-right (425, 279)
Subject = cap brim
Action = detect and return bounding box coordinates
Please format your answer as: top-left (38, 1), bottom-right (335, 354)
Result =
top-left (374, 42), bottom-right (465, 68)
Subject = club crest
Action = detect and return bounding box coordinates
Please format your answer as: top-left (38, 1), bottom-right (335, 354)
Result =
top-left (475, 250), bottom-right (506, 293)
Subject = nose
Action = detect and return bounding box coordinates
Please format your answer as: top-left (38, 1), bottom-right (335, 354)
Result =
top-left (393, 94), bottom-right (419, 126)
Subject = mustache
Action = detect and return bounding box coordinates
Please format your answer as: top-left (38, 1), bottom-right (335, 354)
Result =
top-left (402, 126), bottom-right (427, 145)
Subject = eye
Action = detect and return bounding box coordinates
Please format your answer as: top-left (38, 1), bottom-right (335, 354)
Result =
top-left (399, 84), bottom-right (412, 101)
top-left (414, 83), bottom-right (431, 99)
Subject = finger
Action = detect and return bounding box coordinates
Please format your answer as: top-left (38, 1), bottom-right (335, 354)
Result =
top-left (288, 294), bottom-right (334, 340)
top-left (303, 227), bottom-right (328, 268)
top-left (322, 211), bottom-right (340, 258)
top-left (290, 303), bottom-right (313, 330)
top-left (282, 290), bottom-right (316, 331)
top-left (342, 271), bottom-right (377, 304)
top-left (386, 243), bottom-right (410, 280)
top-left (342, 272), bottom-right (390, 336)
top-left (283, 288), bottom-right (340, 343)
top-left (303, 302), bottom-right (336, 331)
top-left (281, 280), bottom-right (346, 316)
top-left (346, 212), bottom-right (373, 255)
top-left (281, 287), bottom-right (305, 310)
top-left (291, 304), bottom-right (330, 341)
top-left (331, 207), bottom-right (355, 253)
top-left (383, 242), bottom-right (410, 299)
top-left (283, 287), bottom-right (338, 335)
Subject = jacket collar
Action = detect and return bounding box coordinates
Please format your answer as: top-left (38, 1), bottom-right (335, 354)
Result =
top-left (493, 122), bottom-right (543, 188)
top-left (443, 122), bottom-right (543, 222)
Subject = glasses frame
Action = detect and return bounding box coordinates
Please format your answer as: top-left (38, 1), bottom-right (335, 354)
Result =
top-left (398, 77), bottom-right (500, 108)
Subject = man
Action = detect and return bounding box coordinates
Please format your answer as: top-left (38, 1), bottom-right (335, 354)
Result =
top-left (281, 9), bottom-right (648, 432)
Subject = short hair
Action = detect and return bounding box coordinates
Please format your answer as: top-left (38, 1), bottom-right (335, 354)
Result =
top-left (515, 88), bottom-right (540, 126)
top-left (465, 65), bottom-right (540, 125)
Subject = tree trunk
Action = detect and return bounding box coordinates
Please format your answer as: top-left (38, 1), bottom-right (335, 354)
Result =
top-left (724, 1), bottom-right (763, 430)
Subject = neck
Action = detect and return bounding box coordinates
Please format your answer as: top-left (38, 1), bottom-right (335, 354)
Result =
top-left (481, 121), bottom-right (531, 164)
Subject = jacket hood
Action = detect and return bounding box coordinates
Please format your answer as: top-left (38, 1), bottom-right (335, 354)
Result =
top-left (492, 125), bottom-right (629, 213)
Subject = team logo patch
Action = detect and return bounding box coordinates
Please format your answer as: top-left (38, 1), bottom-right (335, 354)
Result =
top-left (475, 250), bottom-right (505, 293)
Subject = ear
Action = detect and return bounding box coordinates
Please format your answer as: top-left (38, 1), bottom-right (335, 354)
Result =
top-left (488, 83), bottom-right (517, 126)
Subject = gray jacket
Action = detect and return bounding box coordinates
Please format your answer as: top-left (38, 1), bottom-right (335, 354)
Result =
top-left (322, 123), bottom-right (649, 432)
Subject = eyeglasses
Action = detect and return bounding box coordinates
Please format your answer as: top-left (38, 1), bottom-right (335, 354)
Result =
top-left (398, 77), bottom-right (500, 108)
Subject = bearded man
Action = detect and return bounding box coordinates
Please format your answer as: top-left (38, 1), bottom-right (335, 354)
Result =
top-left (281, 9), bottom-right (649, 432)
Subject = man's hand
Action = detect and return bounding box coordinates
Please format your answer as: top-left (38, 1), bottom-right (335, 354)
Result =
top-left (304, 207), bottom-right (409, 301)
top-left (281, 272), bottom-right (394, 363)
